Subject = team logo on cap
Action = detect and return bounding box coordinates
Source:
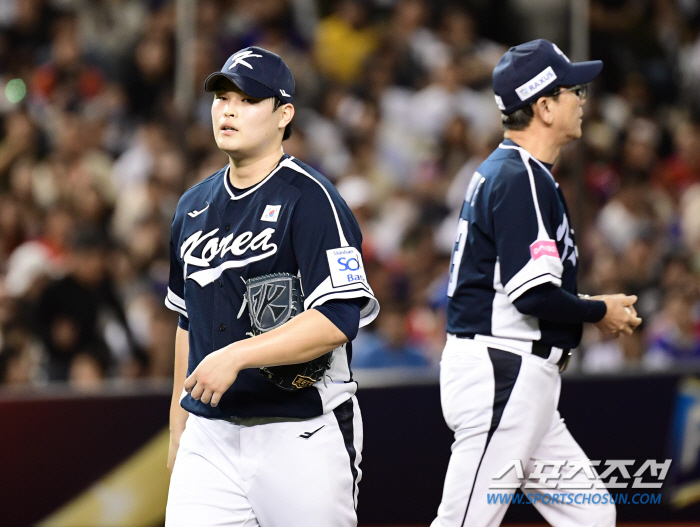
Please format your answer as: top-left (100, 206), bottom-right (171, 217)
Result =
top-left (515, 66), bottom-right (557, 101)
top-left (494, 94), bottom-right (506, 111)
top-left (228, 50), bottom-right (263, 70)
top-left (552, 43), bottom-right (571, 63)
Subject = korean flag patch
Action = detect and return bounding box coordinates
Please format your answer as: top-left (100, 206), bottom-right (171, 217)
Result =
top-left (261, 205), bottom-right (281, 222)
top-left (326, 247), bottom-right (368, 288)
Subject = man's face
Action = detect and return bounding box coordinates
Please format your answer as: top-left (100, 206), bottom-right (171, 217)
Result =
top-left (549, 87), bottom-right (586, 142)
top-left (211, 81), bottom-right (290, 159)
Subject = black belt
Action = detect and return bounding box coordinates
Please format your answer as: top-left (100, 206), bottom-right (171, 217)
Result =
top-left (454, 333), bottom-right (572, 372)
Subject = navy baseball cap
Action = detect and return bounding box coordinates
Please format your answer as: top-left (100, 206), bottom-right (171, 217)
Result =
top-left (493, 39), bottom-right (602, 114)
top-left (204, 46), bottom-right (295, 104)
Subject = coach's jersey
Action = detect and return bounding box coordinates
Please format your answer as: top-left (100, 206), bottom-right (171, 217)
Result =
top-left (446, 139), bottom-right (582, 350)
top-left (165, 154), bottom-right (379, 419)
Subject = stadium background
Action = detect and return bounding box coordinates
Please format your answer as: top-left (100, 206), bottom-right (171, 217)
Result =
top-left (1, 0), bottom-right (700, 525)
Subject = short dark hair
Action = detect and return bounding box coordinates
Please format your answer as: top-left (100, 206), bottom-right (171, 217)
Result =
top-left (502, 104), bottom-right (534, 131)
top-left (501, 88), bottom-right (561, 131)
top-left (273, 97), bottom-right (292, 141)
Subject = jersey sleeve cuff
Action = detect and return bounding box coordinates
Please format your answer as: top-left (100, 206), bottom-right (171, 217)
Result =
top-left (507, 273), bottom-right (562, 302)
top-left (503, 255), bottom-right (563, 301)
top-left (308, 290), bottom-right (379, 328)
top-left (584, 298), bottom-right (607, 323)
top-left (304, 277), bottom-right (379, 328)
top-left (165, 287), bottom-right (188, 318)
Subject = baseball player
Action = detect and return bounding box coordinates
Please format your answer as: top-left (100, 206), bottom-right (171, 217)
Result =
top-left (433, 40), bottom-right (642, 527)
top-left (164, 47), bottom-right (379, 527)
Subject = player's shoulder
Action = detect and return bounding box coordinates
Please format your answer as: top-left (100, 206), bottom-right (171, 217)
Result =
top-left (478, 146), bottom-right (528, 189)
top-left (179, 166), bottom-right (224, 206)
top-left (277, 156), bottom-right (347, 207)
top-left (481, 144), bottom-right (553, 193)
top-left (171, 166), bottom-right (225, 226)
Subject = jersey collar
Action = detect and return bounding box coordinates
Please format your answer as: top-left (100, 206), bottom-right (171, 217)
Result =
top-left (499, 139), bottom-right (555, 179)
top-left (221, 153), bottom-right (290, 201)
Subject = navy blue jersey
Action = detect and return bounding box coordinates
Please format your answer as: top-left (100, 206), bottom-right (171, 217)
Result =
top-left (446, 139), bottom-right (582, 350)
top-left (165, 154), bottom-right (379, 419)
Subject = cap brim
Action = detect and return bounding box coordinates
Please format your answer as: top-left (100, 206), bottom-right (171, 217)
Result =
top-left (559, 60), bottom-right (603, 86)
top-left (204, 72), bottom-right (276, 99)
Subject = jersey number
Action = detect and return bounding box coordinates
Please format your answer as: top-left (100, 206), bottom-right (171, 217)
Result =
top-left (447, 219), bottom-right (468, 297)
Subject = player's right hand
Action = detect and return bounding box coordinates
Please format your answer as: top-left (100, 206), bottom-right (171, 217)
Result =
top-left (593, 294), bottom-right (642, 337)
top-left (184, 345), bottom-right (240, 407)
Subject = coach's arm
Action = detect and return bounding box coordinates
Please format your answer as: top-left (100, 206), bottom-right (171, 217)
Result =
top-left (512, 284), bottom-right (642, 337)
top-left (168, 326), bottom-right (189, 472)
top-left (184, 307), bottom-right (355, 408)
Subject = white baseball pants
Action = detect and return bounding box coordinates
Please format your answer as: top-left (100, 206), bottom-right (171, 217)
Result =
top-left (432, 337), bottom-right (616, 527)
top-left (166, 397), bottom-right (362, 527)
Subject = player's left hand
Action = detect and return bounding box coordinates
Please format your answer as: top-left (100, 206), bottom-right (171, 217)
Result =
top-left (184, 346), bottom-right (239, 407)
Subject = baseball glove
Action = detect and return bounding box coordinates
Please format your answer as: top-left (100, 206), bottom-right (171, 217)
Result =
top-left (244, 273), bottom-right (332, 391)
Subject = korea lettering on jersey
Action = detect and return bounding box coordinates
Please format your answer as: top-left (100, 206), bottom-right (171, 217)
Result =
top-left (165, 155), bottom-right (379, 420)
top-left (446, 139), bottom-right (581, 350)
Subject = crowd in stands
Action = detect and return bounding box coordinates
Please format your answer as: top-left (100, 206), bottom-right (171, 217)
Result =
top-left (1, 0), bottom-right (700, 387)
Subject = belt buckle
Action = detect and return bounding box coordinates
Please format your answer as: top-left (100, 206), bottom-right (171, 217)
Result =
top-left (558, 350), bottom-right (572, 373)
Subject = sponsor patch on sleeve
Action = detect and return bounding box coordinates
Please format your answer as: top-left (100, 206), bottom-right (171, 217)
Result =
top-left (530, 239), bottom-right (559, 260)
top-left (326, 247), bottom-right (368, 288)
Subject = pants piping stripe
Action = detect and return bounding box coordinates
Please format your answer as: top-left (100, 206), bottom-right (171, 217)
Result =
top-left (460, 347), bottom-right (522, 527)
top-left (333, 397), bottom-right (359, 511)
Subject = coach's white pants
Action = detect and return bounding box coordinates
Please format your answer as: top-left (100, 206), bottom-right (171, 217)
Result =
top-left (166, 397), bottom-right (362, 527)
top-left (432, 338), bottom-right (616, 527)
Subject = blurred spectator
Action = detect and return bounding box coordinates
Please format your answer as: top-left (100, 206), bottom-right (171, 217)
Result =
top-left (654, 116), bottom-right (700, 200)
top-left (581, 328), bottom-right (646, 372)
top-left (645, 288), bottom-right (700, 368)
top-left (0, 323), bottom-right (42, 385)
top-left (597, 169), bottom-right (655, 254)
top-left (76, 0), bottom-right (147, 79)
top-left (36, 228), bottom-right (144, 381)
top-left (353, 303), bottom-right (429, 368)
top-left (0, 111), bottom-right (37, 179)
top-left (438, 5), bottom-right (504, 89)
top-left (123, 35), bottom-right (173, 119)
top-left (30, 12), bottom-right (104, 109)
top-left (1, 0), bottom-right (57, 76)
top-left (314, 0), bottom-right (377, 85)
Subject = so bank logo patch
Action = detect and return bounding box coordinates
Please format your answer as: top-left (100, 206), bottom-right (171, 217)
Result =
top-left (326, 247), bottom-right (368, 288)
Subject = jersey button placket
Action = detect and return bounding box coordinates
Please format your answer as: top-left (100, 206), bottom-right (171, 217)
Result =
top-left (212, 206), bottom-right (232, 346)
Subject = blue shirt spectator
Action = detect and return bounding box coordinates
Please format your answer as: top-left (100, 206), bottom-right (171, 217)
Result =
top-left (353, 305), bottom-right (430, 368)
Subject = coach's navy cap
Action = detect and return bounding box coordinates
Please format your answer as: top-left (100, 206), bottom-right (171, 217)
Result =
top-left (492, 39), bottom-right (602, 114)
top-left (204, 46), bottom-right (295, 103)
